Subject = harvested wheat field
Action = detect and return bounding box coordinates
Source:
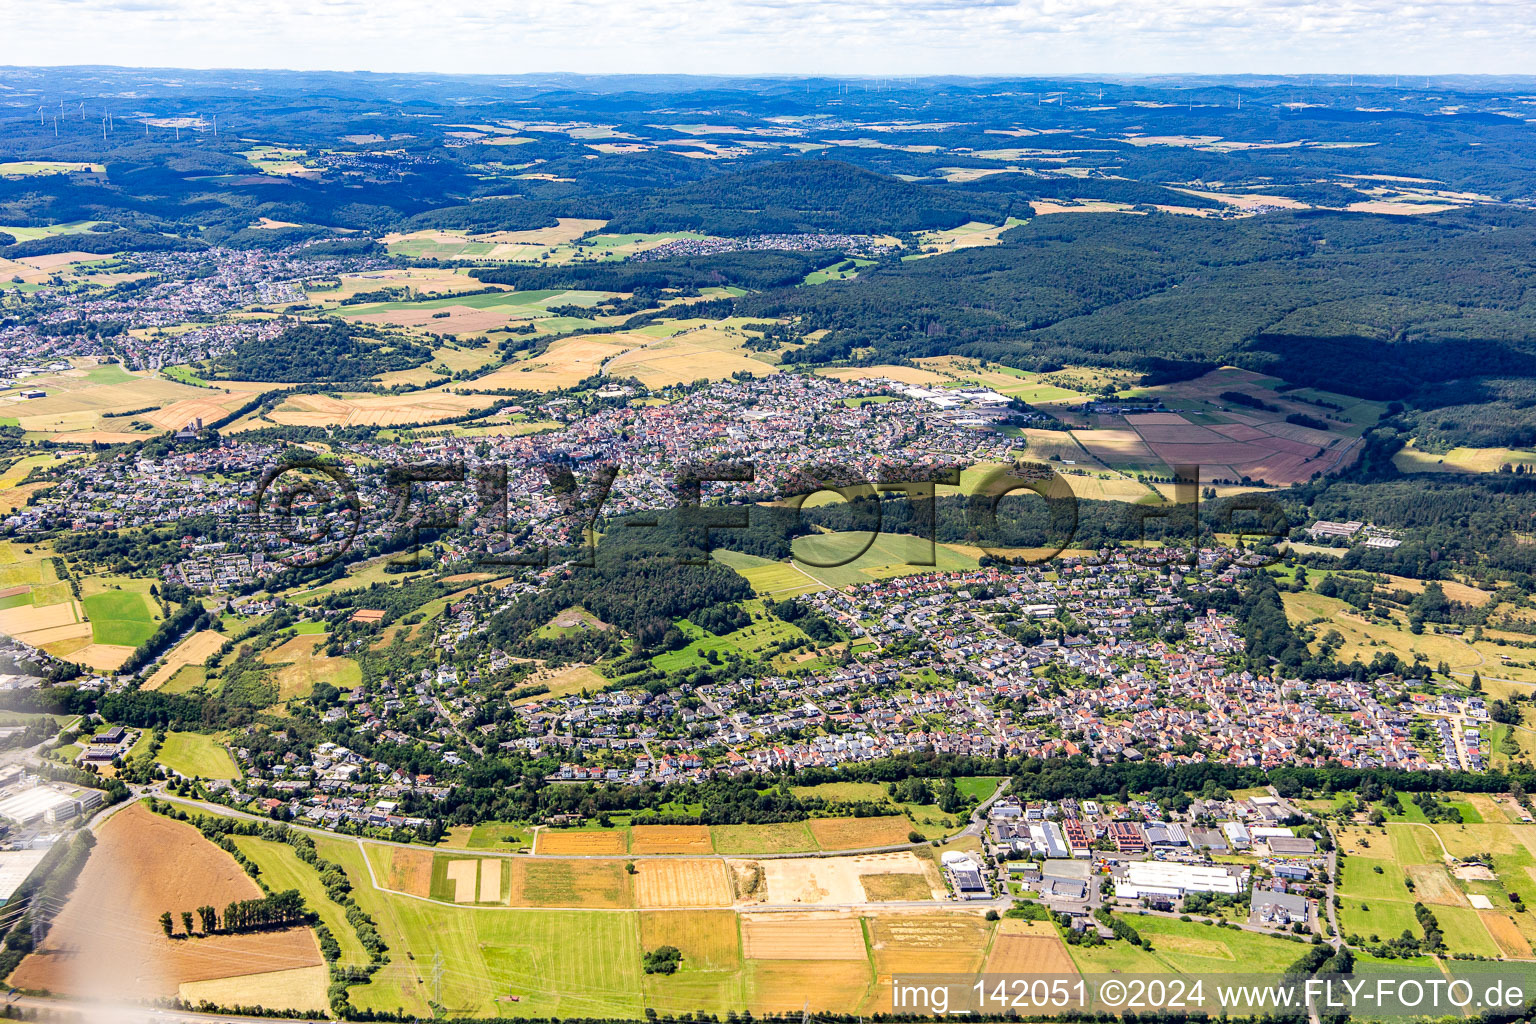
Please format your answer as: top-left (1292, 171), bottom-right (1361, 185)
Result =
top-left (142, 394), bottom-right (249, 432)
top-left (748, 959), bottom-right (874, 1014)
top-left (376, 845), bottom-right (435, 896)
top-left (741, 912), bottom-right (866, 960)
top-left (179, 964), bottom-right (330, 1013)
top-left (68, 642), bottom-right (138, 671)
top-left (445, 859), bottom-right (479, 902)
top-left (12, 803), bottom-right (321, 1000)
top-left (1480, 912), bottom-right (1535, 959)
top-left (640, 910), bottom-right (741, 970)
top-left (1405, 864), bottom-right (1467, 906)
top-left (0, 598), bottom-right (83, 638)
top-left (869, 912), bottom-right (992, 974)
top-left (633, 859), bottom-right (733, 908)
top-left (808, 815), bottom-right (914, 851)
top-left (984, 921), bottom-right (1078, 974)
top-left (631, 824), bottom-right (714, 855)
top-left (747, 958), bottom-right (874, 1015)
top-left (144, 630), bottom-right (228, 691)
top-left (507, 858), bottom-right (631, 908)
top-left (536, 828), bottom-right (628, 855)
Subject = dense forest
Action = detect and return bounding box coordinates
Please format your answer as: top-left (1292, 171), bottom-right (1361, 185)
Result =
top-left (601, 160), bottom-right (1012, 236)
top-left (743, 207), bottom-right (1536, 400)
top-left (206, 321), bottom-right (433, 382)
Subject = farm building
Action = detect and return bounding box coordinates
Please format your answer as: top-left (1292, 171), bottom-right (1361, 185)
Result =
top-left (1115, 861), bottom-right (1243, 900)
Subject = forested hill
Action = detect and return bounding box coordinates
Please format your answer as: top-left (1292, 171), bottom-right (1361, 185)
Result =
top-left (602, 160), bottom-right (1012, 236)
top-left (746, 206), bottom-right (1536, 398)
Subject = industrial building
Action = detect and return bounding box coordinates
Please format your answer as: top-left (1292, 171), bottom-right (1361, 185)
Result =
top-left (0, 783), bottom-right (104, 826)
top-left (1114, 861), bottom-right (1243, 900)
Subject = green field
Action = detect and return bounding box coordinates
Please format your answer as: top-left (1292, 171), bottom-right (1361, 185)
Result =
top-left (710, 549), bottom-right (825, 596)
top-left (1337, 851), bottom-right (1417, 902)
top-left (159, 731), bottom-right (239, 779)
top-left (708, 821), bottom-right (817, 855)
top-left (1069, 915), bottom-right (1308, 975)
top-left (790, 530), bottom-right (980, 589)
top-left (465, 822), bottom-right (535, 850)
top-left (81, 586), bottom-right (159, 646)
top-left (316, 837), bottom-right (645, 1018)
top-left (650, 610), bottom-right (814, 673)
top-left (232, 835), bottom-right (370, 965)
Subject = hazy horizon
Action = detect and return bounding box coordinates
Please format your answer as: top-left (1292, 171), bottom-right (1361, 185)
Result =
top-left (3, 0), bottom-right (1534, 79)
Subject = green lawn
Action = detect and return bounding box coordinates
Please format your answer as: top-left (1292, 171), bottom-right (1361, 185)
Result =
top-left (1337, 853), bottom-right (1416, 902)
top-left (159, 731), bottom-right (239, 779)
top-left (1339, 896), bottom-right (1422, 943)
top-left (954, 776), bottom-right (1003, 801)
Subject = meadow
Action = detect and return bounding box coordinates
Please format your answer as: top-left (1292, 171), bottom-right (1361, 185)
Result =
top-left (80, 578), bottom-right (160, 647)
top-left (790, 530), bottom-right (980, 589)
top-left (158, 731), bottom-right (240, 779)
top-left (312, 834), bottom-right (1044, 1018)
top-left (231, 835), bottom-right (371, 965)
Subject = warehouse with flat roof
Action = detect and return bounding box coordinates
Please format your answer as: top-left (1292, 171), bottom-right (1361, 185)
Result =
top-left (1115, 861), bottom-right (1243, 900)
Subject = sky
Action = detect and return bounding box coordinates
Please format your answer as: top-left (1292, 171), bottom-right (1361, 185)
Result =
top-left (2, 0), bottom-right (1534, 76)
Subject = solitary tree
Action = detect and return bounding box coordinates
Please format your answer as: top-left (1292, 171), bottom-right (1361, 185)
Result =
top-left (159, 911), bottom-right (174, 938)
top-left (181, 911), bottom-right (194, 936)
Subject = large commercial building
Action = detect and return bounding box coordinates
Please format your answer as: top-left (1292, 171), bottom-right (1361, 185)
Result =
top-left (1114, 861), bottom-right (1243, 900)
top-left (0, 783), bottom-right (104, 826)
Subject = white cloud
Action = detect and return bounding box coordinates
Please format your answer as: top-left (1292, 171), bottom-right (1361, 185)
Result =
top-left (1, 0), bottom-right (1534, 75)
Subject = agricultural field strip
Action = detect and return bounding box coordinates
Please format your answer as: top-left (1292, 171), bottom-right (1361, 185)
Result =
top-left (353, 839), bottom-right (966, 911)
